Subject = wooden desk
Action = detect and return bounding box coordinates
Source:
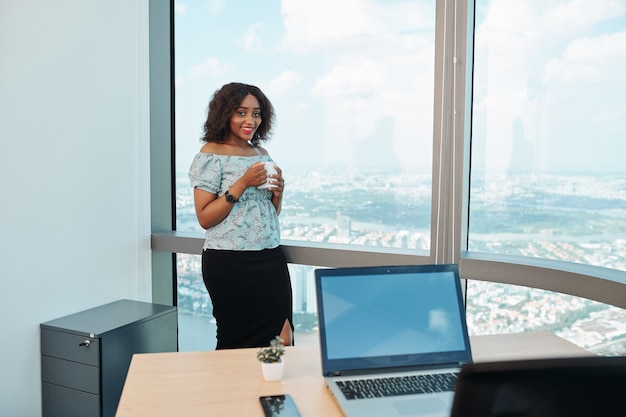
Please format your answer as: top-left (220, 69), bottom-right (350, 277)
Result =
top-left (115, 332), bottom-right (591, 417)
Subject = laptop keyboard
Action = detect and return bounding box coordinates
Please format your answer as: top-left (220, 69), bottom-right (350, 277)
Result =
top-left (337, 372), bottom-right (458, 400)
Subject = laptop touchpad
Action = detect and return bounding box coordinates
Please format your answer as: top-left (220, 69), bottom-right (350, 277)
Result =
top-left (392, 397), bottom-right (447, 415)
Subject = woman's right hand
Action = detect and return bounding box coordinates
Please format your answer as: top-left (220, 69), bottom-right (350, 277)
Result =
top-left (242, 162), bottom-right (270, 188)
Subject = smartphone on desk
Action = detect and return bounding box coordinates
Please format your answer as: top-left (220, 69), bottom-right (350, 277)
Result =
top-left (259, 394), bottom-right (302, 417)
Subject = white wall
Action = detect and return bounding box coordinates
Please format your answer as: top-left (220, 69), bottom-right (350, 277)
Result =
top-left (0, 1), bottom-right (152, 415)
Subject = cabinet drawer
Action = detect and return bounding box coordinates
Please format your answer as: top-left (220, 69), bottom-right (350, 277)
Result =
top-left (42, 382), bottom-right (101, 417)
top-left (41, 328), bottom-right (100, 366)
top-left (42, 355), bottom-right (100, 394)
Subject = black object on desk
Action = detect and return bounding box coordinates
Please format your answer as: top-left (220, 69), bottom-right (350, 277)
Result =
top-left (260, 394), bottom-right (303, 417)
top-left (450, 355), bottom-right (626, 417)
top-left (40, 299), bottom-right (177, 417)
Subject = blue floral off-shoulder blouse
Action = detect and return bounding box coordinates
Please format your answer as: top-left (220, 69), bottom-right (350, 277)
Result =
top-left (188, 153), bottom-right (280, 251)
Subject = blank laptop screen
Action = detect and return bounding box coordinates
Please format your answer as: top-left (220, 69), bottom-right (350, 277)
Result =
top-left (315, 265), bottom-right (472, 374)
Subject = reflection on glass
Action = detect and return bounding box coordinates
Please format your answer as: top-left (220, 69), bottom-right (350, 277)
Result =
top-left (468, 0), bottom-right (626, 272)
top-left (466, 0), bottom-right (626, 356)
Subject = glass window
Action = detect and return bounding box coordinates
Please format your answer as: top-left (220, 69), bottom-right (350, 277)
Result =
top-left (176, 254), bottom-right (214, 351)
top-left (177, 254), bottom-right (319, 351)
top-left (167, 0), bottom-right (626, 355)
top-left (467, 280), bottom-right (626, 356)
top-left (468, 0), bottom-right (626, 272)
top-left (174, 0), bottom-right (437, 350)
top-left (465, 0), bottom-right (626, 356)
top-left (175, 0), bottom-right (436, 252)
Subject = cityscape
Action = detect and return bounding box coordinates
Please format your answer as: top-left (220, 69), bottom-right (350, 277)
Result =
top-left (175, 170), bottom-right (626, 356)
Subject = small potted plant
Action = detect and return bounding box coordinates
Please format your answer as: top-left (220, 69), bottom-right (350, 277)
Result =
top-left (257, 336), bottom-right (285, 381)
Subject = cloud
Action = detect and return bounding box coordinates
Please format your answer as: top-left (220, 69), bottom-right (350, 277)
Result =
top-left (280, 0), bottom-right (383, 52)
top-left (237, 22), bottom-right (266, 51)
top-left (479, 0), bottom-right (626, 50)
top-left (275, 0), bottom-right (436, 171)
top-left (312, 58), bottom-right (386, 98)
top-left (174, 1), bottom-right (187, 16)
top-left (541, 0), bottom-right (626, 36)
top-left (205, 0), bottom-right (225, 16)
top-left (280, 0), bottom-right (432, 53)
top-left (268, 71), bottom-right (302, 95)
top-left (543, 31), bottom-right (626, 84)
top-left (187, 58), bottom-right (232, 81)
top-left (174, 75), bottom-right (186, 89)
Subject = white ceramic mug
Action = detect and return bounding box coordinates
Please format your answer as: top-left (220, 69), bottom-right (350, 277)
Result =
top-left (258, 162), bottom-right (278, 189)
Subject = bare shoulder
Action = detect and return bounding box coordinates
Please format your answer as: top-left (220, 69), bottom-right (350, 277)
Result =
top-left (199, 142), bottom-right (223, 154)
top-left (255, 145), bottom-right (269, 156)
top-left (200, 141), bottom-right (266, 156)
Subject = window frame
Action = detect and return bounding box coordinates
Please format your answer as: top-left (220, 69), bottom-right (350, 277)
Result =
top-left (150, 0), bottom-right (626, 310)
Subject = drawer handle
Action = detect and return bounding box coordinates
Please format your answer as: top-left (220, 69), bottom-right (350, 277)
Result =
top-left (79, 340), bottom-right (91, 347)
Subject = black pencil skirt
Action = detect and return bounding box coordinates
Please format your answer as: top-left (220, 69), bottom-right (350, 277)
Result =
top-left (201, 246), bottom-right (293, 349)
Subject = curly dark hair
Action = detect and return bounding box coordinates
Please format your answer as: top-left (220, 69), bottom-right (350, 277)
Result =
top-left (201, 82), bottom-right (275, 146)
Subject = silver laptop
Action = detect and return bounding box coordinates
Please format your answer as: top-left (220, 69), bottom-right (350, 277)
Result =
top-left (314, 264), bottom-right (472, 417)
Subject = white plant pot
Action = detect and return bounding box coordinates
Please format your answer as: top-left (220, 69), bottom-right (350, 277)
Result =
top-left (261, 358), bottom-right (285, 381)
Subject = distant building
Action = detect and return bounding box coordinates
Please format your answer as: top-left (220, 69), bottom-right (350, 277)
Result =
top-left (337, 214), bottom-right (351, 239)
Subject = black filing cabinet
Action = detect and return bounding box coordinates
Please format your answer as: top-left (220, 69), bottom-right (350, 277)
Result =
top-left (40, 299), bottom-right (177, 417)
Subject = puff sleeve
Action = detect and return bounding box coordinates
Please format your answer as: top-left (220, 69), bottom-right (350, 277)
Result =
top-left (188, 153), bottom-right (222, 194)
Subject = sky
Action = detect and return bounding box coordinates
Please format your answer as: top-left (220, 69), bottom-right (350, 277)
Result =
top-left (174, 0), bottom-right (435, 174)
top-left (174, 0), bottom-right (626, 175)
top-left (472, 0), bottom-right (626, 174)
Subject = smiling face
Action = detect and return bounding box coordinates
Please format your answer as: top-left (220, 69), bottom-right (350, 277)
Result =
top-left (227, 94), bottom-right (262, 144)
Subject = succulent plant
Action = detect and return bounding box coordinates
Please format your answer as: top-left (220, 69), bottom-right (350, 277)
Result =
top-left (256, 336), bottom-right (285, 363)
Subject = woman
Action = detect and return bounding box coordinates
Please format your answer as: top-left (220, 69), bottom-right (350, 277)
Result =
top-left (188, 82), bottom-right (293, 349)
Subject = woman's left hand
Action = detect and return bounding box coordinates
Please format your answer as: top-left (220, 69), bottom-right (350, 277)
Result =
top-left (269, 166), bottom-right (284, 198)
